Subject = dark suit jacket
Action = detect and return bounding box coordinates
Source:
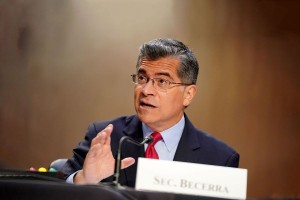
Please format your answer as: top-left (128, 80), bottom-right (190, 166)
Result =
top-left (62, 114), bottom-right (240, 187)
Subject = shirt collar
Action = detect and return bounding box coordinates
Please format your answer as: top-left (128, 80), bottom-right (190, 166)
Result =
top-left (142, 115), bottom-right (185, 152)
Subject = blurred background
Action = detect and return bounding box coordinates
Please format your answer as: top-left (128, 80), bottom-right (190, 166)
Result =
top-left (0, 0), bottom-right (299, 198)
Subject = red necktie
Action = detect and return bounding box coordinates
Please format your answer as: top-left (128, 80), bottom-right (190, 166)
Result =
top-left (145, 132), bottom-right (162, 159)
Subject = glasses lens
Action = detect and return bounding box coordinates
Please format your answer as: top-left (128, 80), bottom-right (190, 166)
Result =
top-left (136, 75), bottom-right (147, 84)
top-left (155, 78), bottom-right (169, 91)
top-left (131, 74), bottom-right (146, 85)
top-left (131, 74), bottom-right (169, 92)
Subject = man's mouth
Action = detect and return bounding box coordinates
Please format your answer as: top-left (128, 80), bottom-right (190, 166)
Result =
top-left (140, 101), bottom-right (157, 108)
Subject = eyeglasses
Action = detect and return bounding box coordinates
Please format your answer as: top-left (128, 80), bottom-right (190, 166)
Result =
top-left (131, 74), bottom-right (192, 91)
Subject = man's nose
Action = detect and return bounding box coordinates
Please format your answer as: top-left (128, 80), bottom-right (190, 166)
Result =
top-left (142, 79), bottom-right (156, 95)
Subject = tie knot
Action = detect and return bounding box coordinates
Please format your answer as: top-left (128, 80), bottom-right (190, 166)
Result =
top-left (151, 132), bottom-right (162, 145)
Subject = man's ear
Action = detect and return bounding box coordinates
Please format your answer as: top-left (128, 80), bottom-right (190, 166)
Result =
top-left (183, 85), bottom-right (197, 107)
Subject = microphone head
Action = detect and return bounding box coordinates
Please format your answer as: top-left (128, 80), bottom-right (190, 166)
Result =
top-left (145, 135), bottom-right (153, 144)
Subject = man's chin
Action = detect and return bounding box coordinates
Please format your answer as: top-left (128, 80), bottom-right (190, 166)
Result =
top-left (137, 113), bottom-right (156, 124)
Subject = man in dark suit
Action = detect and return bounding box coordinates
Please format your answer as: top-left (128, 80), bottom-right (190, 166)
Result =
top-left (62, 38), bottom-right (239, 187)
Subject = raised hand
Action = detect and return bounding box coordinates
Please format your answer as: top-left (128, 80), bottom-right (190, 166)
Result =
top-left (74, 124), bottom-right (135, 184)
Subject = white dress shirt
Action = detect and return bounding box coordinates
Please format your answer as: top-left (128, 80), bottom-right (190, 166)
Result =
top-left (142, 115), bottom-right (185, 160)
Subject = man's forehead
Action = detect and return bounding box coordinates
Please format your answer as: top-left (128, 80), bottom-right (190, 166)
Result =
top-left (138, 57), bottom-right (180, 72)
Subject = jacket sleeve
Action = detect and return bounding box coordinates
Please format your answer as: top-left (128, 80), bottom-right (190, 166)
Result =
top-left (225, 152), bottom-right (240, 167)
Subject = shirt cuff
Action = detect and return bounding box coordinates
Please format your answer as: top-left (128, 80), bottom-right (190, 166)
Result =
top-left (66, 171), bottom-right (78, 184)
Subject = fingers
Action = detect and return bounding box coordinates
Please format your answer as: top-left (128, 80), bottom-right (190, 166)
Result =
top-left (79, 124), bottom-right (117, 184)
top-left (91, 124), bottom-right (113, 147)
top-left (86, 142), bottom-right (101, 158)
top-left (120, 157), bottom-right (135, 169)
top-left (88, 124), bottom-right (113, 159)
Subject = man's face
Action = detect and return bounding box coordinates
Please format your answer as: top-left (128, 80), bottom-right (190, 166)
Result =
top-left (134, 57), bottom-right (195, 131)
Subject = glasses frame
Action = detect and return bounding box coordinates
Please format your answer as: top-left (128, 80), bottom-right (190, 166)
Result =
top-left (131, 74), bottom-right (193, 91)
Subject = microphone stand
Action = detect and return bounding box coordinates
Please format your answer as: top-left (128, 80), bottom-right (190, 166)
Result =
top-left (113, 136), bottom-right (153, 187)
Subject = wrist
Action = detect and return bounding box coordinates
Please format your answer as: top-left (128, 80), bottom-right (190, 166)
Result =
top-left (73, 170), bottom-right (87, 184)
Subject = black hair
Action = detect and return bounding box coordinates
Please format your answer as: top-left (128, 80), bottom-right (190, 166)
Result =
top-left (136, 38), bottom-right (199, 84)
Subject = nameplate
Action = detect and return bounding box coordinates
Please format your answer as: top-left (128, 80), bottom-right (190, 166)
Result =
top-left (135, 158), bottom-right (247, 199)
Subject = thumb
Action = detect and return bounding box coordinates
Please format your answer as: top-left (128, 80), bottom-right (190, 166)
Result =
top-left (120, 157), bottom-right (135, 169)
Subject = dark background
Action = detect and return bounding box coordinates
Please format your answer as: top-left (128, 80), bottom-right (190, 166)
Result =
top-left (0, 0), bottom-right (299, 198)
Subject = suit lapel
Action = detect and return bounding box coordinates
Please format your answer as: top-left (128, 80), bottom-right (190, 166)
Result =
top-left (173, 115), bottom-right (202, 163)
top-left (119, 114), bottom-right (202, 186)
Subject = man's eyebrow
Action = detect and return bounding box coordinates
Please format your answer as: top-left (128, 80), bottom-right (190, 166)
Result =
top-left (155, 72), bottom-right (171, 78)
top-left (137, 68), bottom-right (146, 74)
top-left (137, 68), bottom-right (172, 78)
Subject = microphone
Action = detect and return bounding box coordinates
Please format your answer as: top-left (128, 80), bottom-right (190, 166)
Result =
top-left (113, 135), bottom-right (153, 187)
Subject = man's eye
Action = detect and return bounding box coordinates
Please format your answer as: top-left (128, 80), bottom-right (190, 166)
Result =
top-left (138, 75), bottom-right (145, 80)
top-left (157, 78), bottom-right (168, 85)
top-left (138, 75), bottom-right (147, 81)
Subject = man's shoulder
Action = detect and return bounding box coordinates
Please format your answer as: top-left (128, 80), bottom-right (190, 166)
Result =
top-left (91, 115), bottom-right (138, 132)
top-left (195, 128), bottom-right (240, 167)
top-left (185, 116), bottom-right (237, 154)
top-left (196, 128), bottom-right (237, 154)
